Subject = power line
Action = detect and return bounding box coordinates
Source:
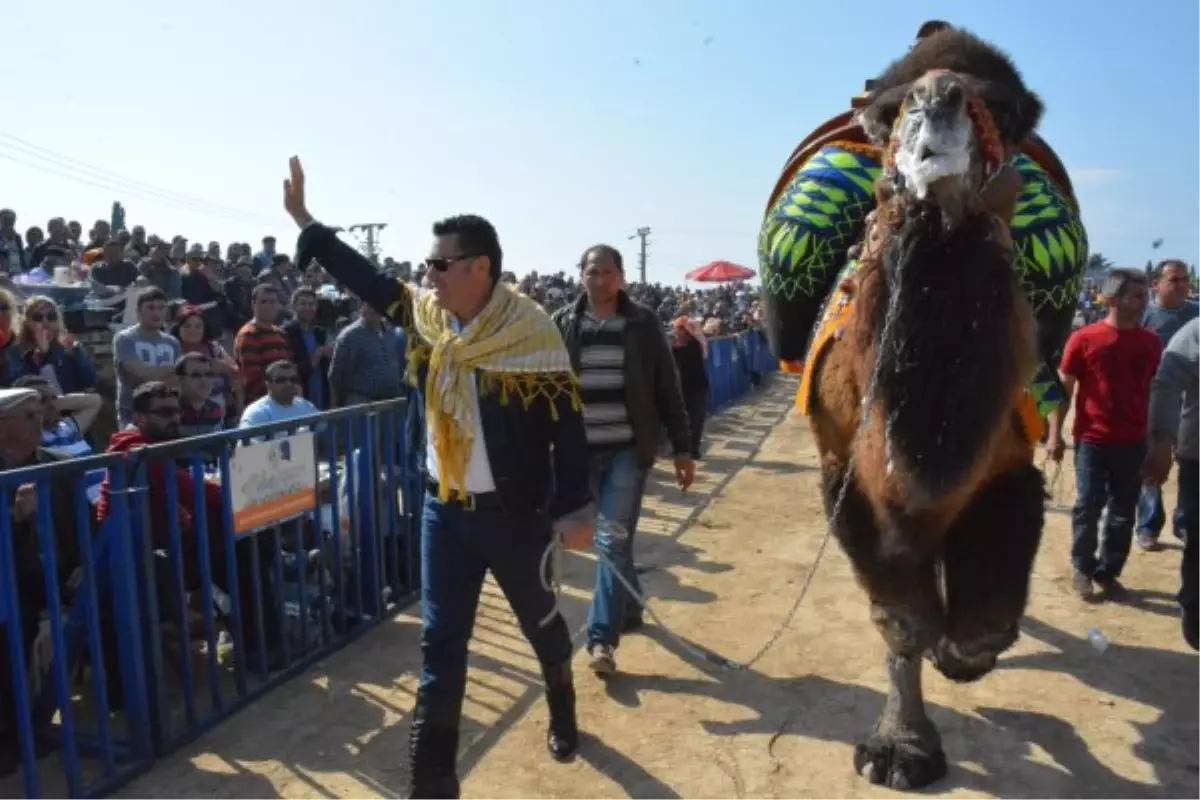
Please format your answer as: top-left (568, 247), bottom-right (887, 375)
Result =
top-left (0, 130), bottom-right (287, 228)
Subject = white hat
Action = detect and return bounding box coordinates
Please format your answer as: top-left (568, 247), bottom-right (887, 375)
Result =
top-left (0, 388), bottom-right (40, 413)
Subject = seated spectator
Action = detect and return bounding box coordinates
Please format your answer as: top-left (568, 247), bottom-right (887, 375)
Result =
top-left (175, 353), bottom-right (226, 438)
top-left (89, 238), bottom-right (141, 296)
top-left (18, 295), bottom-right (97, 394)
top-left (233, 285), bottom-right (292, 403)
top-left (172, 305), bottom-right (242, 418)
top-left (0, 209), bottom-right (26, 274)
top-left (0, 287), bottom-right (23, 387)
top-left (14, 376), bottom-right (104, 503)
top-left (283, 288), bottom-right (333, 409)
top-left (139, 240), bottom-right (183, 300)
top-left (113, 288), bottom-right (182, 427)
top-left (222, 256), bottom-right (256, 335)
top-left (98, 382), bottom-right (282, 666)
top-left (0, 387), bottom-right (91, 775)
top-left (239, 359), bottom-right (321, 442)
top-left (328, 301), bottom-right (404, 407)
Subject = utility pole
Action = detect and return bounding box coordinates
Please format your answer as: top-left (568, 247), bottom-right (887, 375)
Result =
top-left (348, 222), bottom-right (388, 266)
top-left (628, 226), bottom-right (651, 284)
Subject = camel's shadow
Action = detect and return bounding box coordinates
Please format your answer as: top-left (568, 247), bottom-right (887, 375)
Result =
top-left (604, 618), bottom-right (1196, 798)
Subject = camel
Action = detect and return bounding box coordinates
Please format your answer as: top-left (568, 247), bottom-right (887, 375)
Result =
top-left (787, 28), bottom-right (1070, 789)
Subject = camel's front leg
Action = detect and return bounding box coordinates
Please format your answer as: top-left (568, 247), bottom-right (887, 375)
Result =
top-left (855, 642), bottom-right (947, 789)
top-left (822, 467), bottom-right (949, 789)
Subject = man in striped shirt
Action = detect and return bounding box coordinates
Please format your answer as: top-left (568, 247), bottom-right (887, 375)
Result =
top-left (553, 244), bottom-right (695, 677)
top-left (233, 284), bottom-right (294, 403)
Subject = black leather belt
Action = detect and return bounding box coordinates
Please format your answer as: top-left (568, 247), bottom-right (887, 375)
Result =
top-left (422, 474), bottom-right (503, 510)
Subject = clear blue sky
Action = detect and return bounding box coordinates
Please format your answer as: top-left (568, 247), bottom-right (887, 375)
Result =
top-left (6, 0), bottom-right (1197, 283)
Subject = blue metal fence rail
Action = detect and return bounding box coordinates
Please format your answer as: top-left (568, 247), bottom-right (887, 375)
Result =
top-left (0, 328), bottom-right (775, 798)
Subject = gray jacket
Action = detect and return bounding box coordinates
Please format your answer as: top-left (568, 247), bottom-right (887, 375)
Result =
top-left (1149, 317), bottom-right (1199, 461)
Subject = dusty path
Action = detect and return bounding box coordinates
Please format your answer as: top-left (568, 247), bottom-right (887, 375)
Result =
top-left (121, 375), bottom-right (1199, 799)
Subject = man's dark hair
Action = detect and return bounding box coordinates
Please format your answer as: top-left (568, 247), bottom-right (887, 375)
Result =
top-left (579, 244), bottom-right (624, 273)
top-left (174, 351), bottom-right (211, 376)
top-left (1154, 259), bottom-right (1189, 280)
top-left (265, 359), bottom-right (297, 378)
top-left (137, 287), bottom-right (168, 309)
top-left (432, 215), bottom-right (502, 282)
top-left (252, 283), bottom-right (279, 303)
top-left (291, 287), bottom-right (317, 305)
top-left (1101, 268), bottom-right (1148, 300)
top-left (132, 381), bottom-right (178, 414)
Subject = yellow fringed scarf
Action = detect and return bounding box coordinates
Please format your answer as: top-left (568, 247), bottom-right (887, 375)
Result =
top-left (409, 282), bottom-right (580, 502)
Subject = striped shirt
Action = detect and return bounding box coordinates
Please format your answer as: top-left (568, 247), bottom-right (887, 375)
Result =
top-left (42, 418), bottom-right (104, 504)
top-left (234, 321), bottom-right (293, 402)
top-left (578, 313), bottom-right (632, 448)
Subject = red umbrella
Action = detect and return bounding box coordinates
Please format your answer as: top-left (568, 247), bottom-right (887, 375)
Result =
top-left (685, 260), bottom-right (756, 282)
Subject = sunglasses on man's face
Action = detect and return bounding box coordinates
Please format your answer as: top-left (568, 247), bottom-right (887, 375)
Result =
top-left (28, 311), bottom-right (58, 323)
top-left (424, 254), bottom-right (480, 272)
top-left (147, 407), bottom-right (181, 419)
top-left (185, 371), bottom-right (214, 380)
top-left (269, 376), bottom-right (299, 385)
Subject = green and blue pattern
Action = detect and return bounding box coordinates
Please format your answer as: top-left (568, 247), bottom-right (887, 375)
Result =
top-left (761, 143), bottom-right (1086, 417)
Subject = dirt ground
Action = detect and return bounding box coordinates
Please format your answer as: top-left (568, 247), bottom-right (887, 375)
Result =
top-left (118, 374), bottom-right (1199, 799)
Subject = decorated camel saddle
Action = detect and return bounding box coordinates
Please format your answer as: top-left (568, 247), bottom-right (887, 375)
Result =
top-left (758, 20), bottom-right (1087, 425)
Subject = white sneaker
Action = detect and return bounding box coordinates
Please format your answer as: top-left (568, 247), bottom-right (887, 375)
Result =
top-left (587, 643), bottom-right (617, 677)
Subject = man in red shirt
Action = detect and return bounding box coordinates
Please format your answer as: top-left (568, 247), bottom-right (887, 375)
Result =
top-left (1047, 269), bottom-right (1163, 599)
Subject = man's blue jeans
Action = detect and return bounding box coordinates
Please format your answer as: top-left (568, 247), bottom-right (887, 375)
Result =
top-left (418, 494), bottom-right (572, 726)
top-left (587, 448), bottom-right (650, 649)
top-left (1072, 441), bottom-right (1146, 582)
top-left (1136, 481), bottom-right (1187, 541)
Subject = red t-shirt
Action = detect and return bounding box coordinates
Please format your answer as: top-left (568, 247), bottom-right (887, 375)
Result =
top-left (1060, 321), bottom-right (1163, 445)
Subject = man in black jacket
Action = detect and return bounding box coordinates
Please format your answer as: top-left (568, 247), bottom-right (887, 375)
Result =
top-left (552, 244), bottom-right (695, 678)
top-left (282, 288), bottom-right (333, 409)
top-left (283, 157), bottom-right (593, 799)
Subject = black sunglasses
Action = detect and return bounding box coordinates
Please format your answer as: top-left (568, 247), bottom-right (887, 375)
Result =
top-left (269, 376), bottom-right (300, 384)
top-left (424, 254), bottom-right (480, 272)
top-left (148, 407), bottom-right (181, 419)
top-left (185, 371), bottom-right (214, 379)
top-left (28, 311), bottom-right (58, 323)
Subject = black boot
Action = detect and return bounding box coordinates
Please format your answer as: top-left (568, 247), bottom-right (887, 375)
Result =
top-left (542, 661), bottom-right (579, 761)
top-left (405, 703), bottom-right (460, 799)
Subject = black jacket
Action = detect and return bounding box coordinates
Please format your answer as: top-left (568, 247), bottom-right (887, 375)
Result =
top-left (295, 222), bottom-right (591, 520)
top-left (552, 291), bottom-right (691, 468)
top-left (282, 319), bottom-right (332, 409)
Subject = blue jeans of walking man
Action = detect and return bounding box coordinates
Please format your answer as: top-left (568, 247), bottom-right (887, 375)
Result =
top-left (1072, 441), bottom-right (1146, 587)
top-left (586, 447), bottom-right (649, 674)
top-left (418, 495), bottom-right (573, 731)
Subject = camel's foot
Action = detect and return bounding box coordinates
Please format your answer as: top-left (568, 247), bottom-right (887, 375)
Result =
top-left (853, 725), bottom-right (948, 790)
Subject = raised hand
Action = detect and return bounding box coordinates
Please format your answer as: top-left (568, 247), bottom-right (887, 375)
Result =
top-left (283, 156), bottom-right (312, 228)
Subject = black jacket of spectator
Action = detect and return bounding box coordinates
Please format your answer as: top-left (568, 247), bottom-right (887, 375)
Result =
top-left (283, 318), bottom-right (332, 407)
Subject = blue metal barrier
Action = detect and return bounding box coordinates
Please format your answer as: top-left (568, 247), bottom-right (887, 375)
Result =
top-left (0, 329), bottom-right (775, 799)
top-left (0, 398), bottom-right (417, 798)
top-left (705, 329), bottom-right (776, 411)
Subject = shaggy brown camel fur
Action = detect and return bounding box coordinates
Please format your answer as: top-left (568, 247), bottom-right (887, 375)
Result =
top-left (799, 28), bottom-right (1051, 790)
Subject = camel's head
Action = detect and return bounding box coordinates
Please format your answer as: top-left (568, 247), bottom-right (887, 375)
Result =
top-left (886, 70), bottom-right (1000, 200)
top-left (857, 27), bottom-right (1042, 207)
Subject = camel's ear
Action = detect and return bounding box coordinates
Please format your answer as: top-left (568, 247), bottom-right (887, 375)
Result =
top-left (965, 77), bottom-right (1044, 144)
top-left (855, 83), bottom-right (911, 146)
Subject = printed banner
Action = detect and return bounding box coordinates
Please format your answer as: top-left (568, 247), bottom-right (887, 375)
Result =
top-left (230, 432), bottom-right (318, 534)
